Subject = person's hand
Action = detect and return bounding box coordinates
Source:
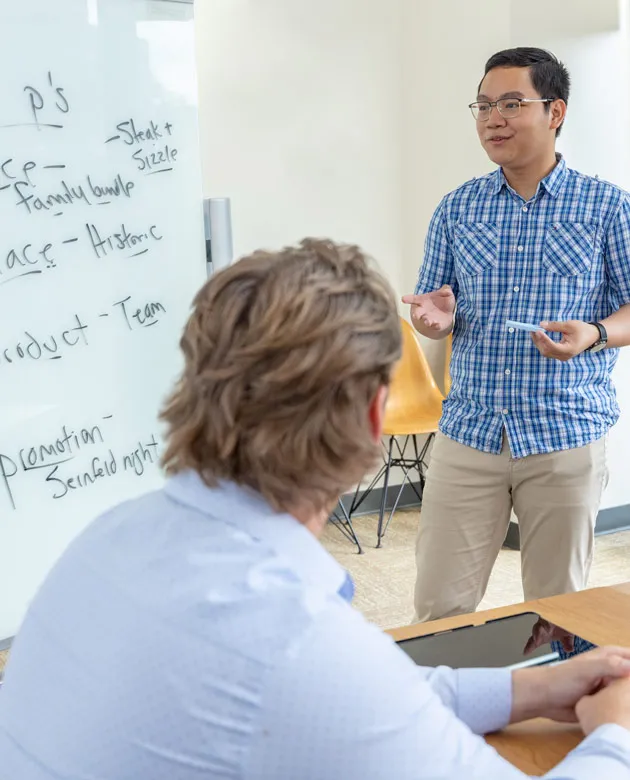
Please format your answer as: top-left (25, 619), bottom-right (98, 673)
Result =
top-left (401, 285), bottom-right (455, 333)
top-left (524, 618), bottom-right (575, 656)
top-left (511, 647), bottom-right (630, 725)
top-left (576, 677), bottom-right (630, 736)
top-left (531, 320), bottom-right (600, 361)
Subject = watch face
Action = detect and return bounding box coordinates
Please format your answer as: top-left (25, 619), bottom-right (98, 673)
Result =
top-left (590, 341), bottom-right (607, 353)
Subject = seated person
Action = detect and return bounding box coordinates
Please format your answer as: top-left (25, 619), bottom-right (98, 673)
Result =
top-left (2, 239), bottom-right (630, 779)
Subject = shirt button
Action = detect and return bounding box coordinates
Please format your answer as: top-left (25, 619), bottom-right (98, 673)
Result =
top-left (505, 369), bottom-right (511, 376)
top-left (522, 206), bottom-right (528, 213)
top-left (517, 246), bottom-right (524, 252)
top-left (513, 286), bottom-right (520, 292)
top-left (502, 409), bottom-right (509, 415)
top-left (508, 327), bottom-right (515, 333)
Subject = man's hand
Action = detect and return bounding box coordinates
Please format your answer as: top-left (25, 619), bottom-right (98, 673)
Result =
top-left (523, 618), bottom-right (575, 656)
top-left (401, 285), bottom-right (455, 338)
top-left (576, 677), bottom-right (630, 736)
top-left (511, 647), bottom-right (630, 725)
top-left (531, 320), bottom-right (600, 361)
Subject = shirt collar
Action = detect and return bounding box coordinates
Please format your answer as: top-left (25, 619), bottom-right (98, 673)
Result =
top-left (164, 470), bottom-right (351, 600)
top-left (489, 153), bottom-right (567, 199)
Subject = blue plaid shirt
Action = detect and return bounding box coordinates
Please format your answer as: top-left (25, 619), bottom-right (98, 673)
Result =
top-left (416, 156), bottom-right (630, 458)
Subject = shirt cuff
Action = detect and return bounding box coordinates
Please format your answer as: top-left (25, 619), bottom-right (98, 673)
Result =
top-left (577, 724), bottom-right (630, 756)
top-left (548, 724), bottom-right (630, 779)
top-left (455, 668), bottom-right (512, 735)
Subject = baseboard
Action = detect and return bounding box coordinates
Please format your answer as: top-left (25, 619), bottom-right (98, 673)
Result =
top-left (342, 484), bottom-right (630, 553)
top-left (339, 482), bottom-right (423, 516)
top-left (503, 522), bottom-right (520, 551)
top-left (596, 504), bottom-right (630, 535)
top-left (504, 505), bottom-right (630, 551)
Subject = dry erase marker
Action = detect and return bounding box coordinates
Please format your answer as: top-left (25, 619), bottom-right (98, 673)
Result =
top-left (506, 320), bottom-right (545, 333)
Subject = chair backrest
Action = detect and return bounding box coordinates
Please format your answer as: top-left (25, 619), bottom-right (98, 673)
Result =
top-left (444, 333), bottom-right (452, 396)
top-left (383, 318), bottom-right (444, 430)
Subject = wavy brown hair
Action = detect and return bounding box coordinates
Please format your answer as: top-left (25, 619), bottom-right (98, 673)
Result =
top-left (160, 238), bottom-right (401, 515)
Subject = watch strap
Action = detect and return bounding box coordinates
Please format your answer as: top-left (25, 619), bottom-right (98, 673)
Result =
top-left (586, 321), bottom-right (607, 351)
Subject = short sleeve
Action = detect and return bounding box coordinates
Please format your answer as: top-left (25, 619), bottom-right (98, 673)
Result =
top-left (415, 199), bottom-right (458, 297)
top-left (605, 194), bottom-right (630, 305)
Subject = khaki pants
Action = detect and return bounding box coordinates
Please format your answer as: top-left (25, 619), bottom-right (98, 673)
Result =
top-left (414, 432), bottom-right (608, 623)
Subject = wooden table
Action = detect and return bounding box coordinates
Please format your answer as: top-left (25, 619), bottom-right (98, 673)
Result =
top-left (388, 582), bottom-right (630, 776)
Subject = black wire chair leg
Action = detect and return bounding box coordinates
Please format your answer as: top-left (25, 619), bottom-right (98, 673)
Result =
top-left (414, 432), bottom-right (434, 483)
top-left (333, 501), bottom-right (363, 554)
top-left (349, 462), bottom-right (387, 516)
top-left (380, 433), bottom-right (436, 541)
top-left (376, 437), bottom-right (394, 548)
top-left (381, 452), bottom-right (421, 539)
top-left (380, 480), bottom-right (407, 540)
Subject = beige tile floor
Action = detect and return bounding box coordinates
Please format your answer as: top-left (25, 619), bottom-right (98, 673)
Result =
top-left (323, 509), bottom-right (630, 630)
top-left (1, 511), bottom-right (628, 674)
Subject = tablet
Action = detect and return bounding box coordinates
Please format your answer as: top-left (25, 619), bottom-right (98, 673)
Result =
top-left (397, 611), bottom-right (595, 670)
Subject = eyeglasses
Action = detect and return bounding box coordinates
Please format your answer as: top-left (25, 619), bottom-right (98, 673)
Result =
top-left (469, 97), bottom-right (554, 121)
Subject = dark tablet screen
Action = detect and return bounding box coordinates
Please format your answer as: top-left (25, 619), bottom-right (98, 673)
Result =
top-left (397, 612), bottom-right (596, 669)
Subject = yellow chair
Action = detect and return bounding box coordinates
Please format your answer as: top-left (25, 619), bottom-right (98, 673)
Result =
top-left (350, 317), bottom-right (444, 547)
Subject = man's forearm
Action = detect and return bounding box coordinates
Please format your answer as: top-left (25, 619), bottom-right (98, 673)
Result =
top-left (602, 303), bottom-right (630, 349)
top-left (510, 668), bottom-right (549, 724)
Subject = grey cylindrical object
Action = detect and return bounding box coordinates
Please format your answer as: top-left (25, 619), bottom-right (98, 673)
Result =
top-left (207, 197), bottom-right (233, 272)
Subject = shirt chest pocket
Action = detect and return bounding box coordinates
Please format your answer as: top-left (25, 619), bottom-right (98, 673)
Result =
top-left (454, 222), bottom-right (498, 276)
top-left (542, 222), bottom-right (597, 276)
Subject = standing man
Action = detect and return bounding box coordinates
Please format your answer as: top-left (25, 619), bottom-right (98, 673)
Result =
top-left (404, 47), bottom-right (630, 623)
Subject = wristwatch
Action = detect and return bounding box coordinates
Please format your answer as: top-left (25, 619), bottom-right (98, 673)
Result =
top-left (585, 322), bottom-right (608, 353)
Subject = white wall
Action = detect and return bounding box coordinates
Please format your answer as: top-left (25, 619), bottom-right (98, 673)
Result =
top-left (510, 0), bottom-right (620, 38)
top-left (195, 0), bottom-right (404, 293)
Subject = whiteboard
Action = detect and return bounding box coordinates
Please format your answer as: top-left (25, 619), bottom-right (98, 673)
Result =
top-left (0, 0), bottom-right (205, 639)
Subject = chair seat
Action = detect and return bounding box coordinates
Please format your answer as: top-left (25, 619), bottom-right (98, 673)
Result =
top-left (383, 399), bottom-right (443, 436)
top-left (383, 417), bottom-right (439, 436)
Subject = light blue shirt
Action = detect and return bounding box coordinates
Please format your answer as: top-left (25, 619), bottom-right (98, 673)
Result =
top-left (1, 470), bottom-right (630, 779)
top-left (416, 156), bottom-right (630, 458)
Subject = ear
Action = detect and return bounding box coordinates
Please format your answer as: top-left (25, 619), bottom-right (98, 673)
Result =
top-left (368, 385), bottom-right (388, 444)
top-left (549, 99), bottom-right (567, 134)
